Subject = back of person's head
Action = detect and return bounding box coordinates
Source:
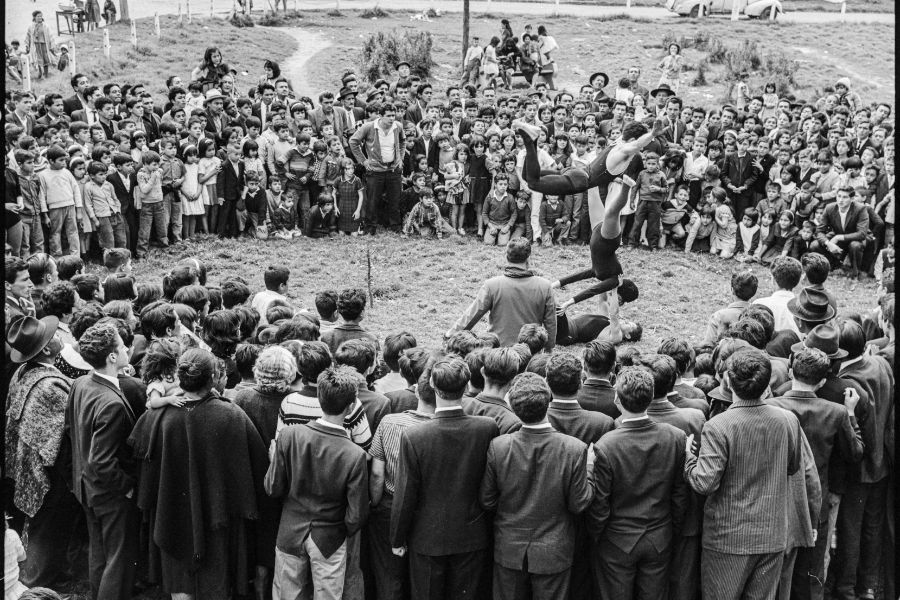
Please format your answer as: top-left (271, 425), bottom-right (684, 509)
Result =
top-left (70, 303), bottom-right (105, 340)
top-left (234, 343), bottom-right (262, 381)
top-left (416, 352), bottom-right (443, 407)
top-left (770, 256), bottom-right (802, 291)
top-left (140, 300), bottom-right (177, 339)
top-left (801, 252), bottom-right (831, 286)
top-left (274, 317), bottom-right (319, 343)
top-left (70, 273), bottom-right (101, 302)
top-left (233, 305), bottom-right (260, 341)
top-left (614, 367), bottom-right (654, 414)
top-left (201, 309), bottom-right (241, 357)
top-left (102, 248), bottom-right (131, 272)
top-left (657, 337), bottom-right (693, 376)
top-left (173, 284), bottom-right (209, 314)
top-left (266, 301), bottom-right (295, 325)
top-left (837, 318), bottom-right (866, 359)
top-left (444, 329), bottom-right (481, 358)
top-left (141, 337), bottom-right (181, 384)
top-left (726, 348), bottom-right (772, 401)
top-left (618, 279), bottom-right (639, 304)
top-left (506, 237), bottom-right (532, 264)
top-left (334, 338), bottom-right (377, 375)
top-left (134, 282), bottom-right (163, 315)
top-left (430, 355), bottom-right (471, 400)
top-left (297, 340), bottom-right (332, 382)
top-left (478, 332), bottom-right (501, 348)
top-left (398, 347), bottom-right (432, 386)
top-left (726, 318), bottom-right (768, 350)
top-left (56, 255), bottom-right (84, 280)
top-left (507, 372), bottom-right (552, 424)
top-left (583, 340), bottom-right (616, 376)
top-left (516, 323), bottom-right (548, 355)
top-left (635, 353), bottom-right (678, 398)
top-left (27, 253), bottom-right (56, 286)
top-left (464, 348), bottom-right (486, 390)
top-left (103, 274), bottom-right (136, 302)
top-left (740, 304), bottom-right (775, 343)
top-left (509, 343), bottom-right (532, 374)
top-left (730, 270), bottom-right (758, 301)
top-left (790, 347), bottom-right (831, 386)
top-left (162, 263), bottom-right (199, 300)
top-left (18, 588), bottom-right (63, 600)
top-left (102, 300), bottom-right (135, 324)
top-left (41, 281), bottom-right (78, 319)
top-left (692, 373), bottom-right (718, 398)
top-left (383, 331), bottom-right (417, 371)
top-left (525, 352), bottom-right (551, 377)
top-left (545, 353), bottom-right (582, 397)
top-left (77, 322), bottom-right (121, 368)
top-left (221, 279), bottom-right (251, 308)
top-left (317, 365), bottom-right (362, 415)
top-left (712, 338), bottom-right (752, 378)
top-left (881, 295), bottom-right (895, 329)
top-left (481, 347), bottom-right (520, 387)
top-left (337, 288), bottom-right (367, 321)
top-left (263, 265), bottom-right (290, 291)
top-left (693, 353), bottom-right (715, 377)
top-left (616, 346), bottom-right (642, 371)
top-left (314, 290), bottom-right (338, 319)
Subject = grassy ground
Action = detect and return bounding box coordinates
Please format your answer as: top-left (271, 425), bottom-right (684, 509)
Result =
top-left (493, 0), bottom-right (895, 12)
top-left (11, 15), bottom-right (295, 99)
top-left (290, 10), bottom-right (894, 106)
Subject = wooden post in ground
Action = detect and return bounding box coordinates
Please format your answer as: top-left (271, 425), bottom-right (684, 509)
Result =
top-left (187, 0), bottom-right (192, 23)
top-left (178, 1), bottom-right (183, 24)
top-left (22, 55), bottom-right (31, 92)
top-left (840, 1), bottom-right (846, 21)
top-left (462, 0), bottom-right (469, 63)
top-left (210, 0), bottom-right (214, 18)
top-left (626, 0), bottom-right (632, 9)
top-left (154, 13), bottom-right (161, 36)
top-left (731, 0), bottom-right (739, 20)
top-left (103, 26), bottom-right (111, 58)
top-left (130, 19), bottom-right (137, 47)
top-left (69, 36), bottom-right (76, 74)
top-left (555, 0), bottom-right (560, 17)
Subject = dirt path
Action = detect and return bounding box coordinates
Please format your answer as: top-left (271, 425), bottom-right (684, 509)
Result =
top-left (266, 26), bottom-right (333, 99)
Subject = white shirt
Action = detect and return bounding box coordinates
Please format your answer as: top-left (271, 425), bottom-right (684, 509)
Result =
top-left (516, 147), bottom-right (556, 193)
top-left (376, 122), bottom-right (398, 164)
top-left (316, 418), bottom-right (349, 436)
top-left (839, 207), bottom-right (850, 230)
top-left (753, 290), bottom-right (800, 335)
top-left (435, 405), bottom-right (464, 413)
top-left (683, 152), bottom-right (710, 182)
top-left (93, 371), bottom-right (121, 389)
top-left (621, 415), bottom-right (650, 423)
top-left (251, 289), bottom-right (288, 326)
top-left (521, 422), bottom-right (554, 430)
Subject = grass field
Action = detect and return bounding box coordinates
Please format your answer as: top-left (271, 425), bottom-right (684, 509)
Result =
top-left (496, 0), bottom-right (895, 11)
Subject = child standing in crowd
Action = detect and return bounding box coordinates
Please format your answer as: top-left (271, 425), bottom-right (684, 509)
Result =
top-left (266, 177), bottom-right (300, 240)
top-left (39, 146), bottom-right (83, 258)
top-left (709, 187), bottom-right (737, 258)
top-left (83, 161), bottom-right (126, 252)
top-left (142, 338), bottom-right (185, 409)
top-left (760, 82), bottom-right (779, 121)
top-left (70, 158), bottom-right (94, 256)
top-left (335, 158), bottom-right (364, 236)
top-left (135, 150), bottom-right (167, 259)
top-left (752, 209), bottom-right (777, 262)
top-left (160, 139), bottom-right (185, 244)
top-left (443, 143), bottom-right (469, 235)
top-left (482, 173), bottom-right (516, 246)
top-left (179, 145), bottom-right (205, 239)
top-left (629, 151), bottom-right (667, 250)
top-left (197, 138), bottom-right (221, 234)
top-left (243, 175), bottom-right (268, 238)
top-left (468, 136), bottom-right (492, 236)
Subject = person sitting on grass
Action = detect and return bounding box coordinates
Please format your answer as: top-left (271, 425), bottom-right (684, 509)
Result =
top-left (305, 193), bottom-right (338, 239)
top-left (401, 187), bottom-right (455, 239)
top-left (482, 173), bottom-right (517, 246)
top-left (538, 194), bottom-right (572, 247)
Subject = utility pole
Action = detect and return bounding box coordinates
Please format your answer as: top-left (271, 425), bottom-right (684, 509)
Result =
top-left (462, 0), bottom-right (469, 63)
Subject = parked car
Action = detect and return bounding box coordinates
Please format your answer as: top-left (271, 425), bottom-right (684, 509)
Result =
top-left (665, 0), bottom-right (783, 19)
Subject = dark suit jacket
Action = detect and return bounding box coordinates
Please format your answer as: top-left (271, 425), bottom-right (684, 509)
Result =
top-left (357, 383), bottom-right (391, 434)
top-left (106, 170), bottom-right (136, 216)
top-left (5, 111), bottom-right (36, 136)
top-left (479, 426), bottom-right (592, 574)
top-left (390, 407), bottom-right (499, 555)
top-left (63, 93), bottom-right (85, 116)
top-left (462, 393), bottom-right (522, 434)
top-left (587, 419), bottom-right (688, 552)
top-left (668, 391), bottom-right (709, 418)
top-left (839, 355), bottom-right (894, 484)
top-left (404, 102), bottom-right (425, 126)
top-left (142, 112), bottom-right (162, 143)
top-left (721, 153), bottom-right (758, 196)
top-left (661, 118), bottom-right (687, 146)
top-left (216, 159), bottom-right (245, 203)
top-left (64, 373), bottom-right (137, 507)
top-left (577, 378), bottom-right (619, 419)
top-left (816, 201), bottom-right (870, 244)
top-left (547, 398), bottom-right (613, 445)
top-left (766, 390), bottom-right (864, 520)
top-left (265, 421), bottom-right (369, 558)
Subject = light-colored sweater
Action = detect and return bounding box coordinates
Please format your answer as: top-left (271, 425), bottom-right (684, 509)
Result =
top-left (38, 167), bottom-right (82, 210)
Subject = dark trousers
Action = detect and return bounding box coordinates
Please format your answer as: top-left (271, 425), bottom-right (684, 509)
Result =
top-left (569, 520), bottom-right (595, 600)
top-left (84, 496), bottom-right (140, 600)
top-left (364, 169), bottom-right (403, 232)
top-left (731, 193), bottom-right (753, 225)
top-left (409, 548), bottom-right (487, 600)
top-left (834, 480), bottom-right (887, 599)
top-left (493, 560), bottom-right (570, 600)
top-left (668, 534), bottom-right (700, 600)
top-left (629, 200), bottom-right (662, 248)
top-left (20, 480), bottom-right (84, 587)
top-left (568, 192), bottom-right (588, 243)
top-left (366, 495), bottom-right (409, 600)
top-left (592, 536), bottom-right (671, 600)
top-left (809, 239), bottom-right (866, 276)
top-left (701, 548), bottom-right (783, 600)
top-left (122, 208), bottom-right (138, 253)
top-left (791, 517), bottom-right (829, 600)
top-left (217, 200), bottom-right (240, 238)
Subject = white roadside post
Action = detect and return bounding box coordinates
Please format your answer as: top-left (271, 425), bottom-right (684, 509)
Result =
top-left (103, 26), bottom-right (111, 58)
top-left (187, 0), bottom-right (193, 23)
top-left (130, 19), bottom-right (137, 48)
top-left (731, 0), bottom-right (740, 20)
top-left (841, 1), bottom-right (847, 21)
top-left (70, 36), bottom-right (76, 74)
top-left (155, 13), bottom-right (161, 36)
top-left (22, 55), bottom-right (31, 92)
top-left (178, 1), bottom-right (183, 24)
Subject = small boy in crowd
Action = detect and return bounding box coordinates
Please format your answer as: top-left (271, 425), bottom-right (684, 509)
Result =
top-left (265, 178), bottom-right (301, 240)
top-left (305, 193), bottom-right (338, 238)
top-left (482, 173), bottom-right (516, 246)
top-left (629, 151), bottom-right (667, 250)
top-left (39, 145), bottom-right (83, 258)
top-left (242, 174), bottom-right (268, 238)
top-left (402, 187), bottom-right (454, 239)
top-left (159, 138), bottom-right (185, 244)
top-left (83, 161), bottom-right (126, 251)
top-left (538, 194), bottom-right (571, 246)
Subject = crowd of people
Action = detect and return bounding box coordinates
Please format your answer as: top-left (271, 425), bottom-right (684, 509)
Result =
top-left (1, 11), bottom-right (897, 600)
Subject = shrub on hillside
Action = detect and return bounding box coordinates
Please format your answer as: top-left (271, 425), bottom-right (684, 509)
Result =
top-left (360, 29), bottom-right (435, 82)
top-left (360, 5), bottom-right (389, 18)
top-left (229, 13), bottom-right (254, 27)
top-left (256, 9), bottom-right (302, 26)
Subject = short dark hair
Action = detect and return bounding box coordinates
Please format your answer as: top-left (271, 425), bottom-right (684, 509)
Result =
top-left (140, 301), bottom-right (177, 339)
top-left (27, 253), bottom-right (56, 286)
top-left (337, 288), bottom-right (367, 321)
top-left (173, 284), bottom-right (209, 314)
top-left (615, 367), bottom-right (654, 413)
top-left (731, 271), bottom-right (758, 301)
top-left (398, 347), bottom-right (432, 386)
top-left (656, 337), bottom-right (694, 376)
top-left (41, 281), bottom-right (78, 318)
top-left (383, 332), bottom-right (417, 371)
top-left (770, 256), bottom-right (802, 291)
top-left (430, 355), bottom-right (470, 400)
top-left (297, 341), bottom-right (333, 382)
top-left (583, 340), bottom-right (616, 375)
top-left (801, 253), bottom-right (831, 285)
top-left (726, 348), bottom-right (772, 401)
top-left (465, 348), bottom-right (486, 390)
top-left (334, 338), bottom-right (377, 375)
top-left (507, 372), bottom-right (551, 424)
top-left (525, 353), bottom-right (551, 377)
top-left (315, 290), bottom-right (338, 319)
top-left (103, 274), bottom-right (136, 302)
top-left (263, 265), bottom-right (290, 291)
top-left (5, 256), bottom-right (28, 285)
top-left (77, 322), bottom-right (120, 368)
top-left (275, 317), bottom-right (320, 343)
top-left (837, 318), bottom-right (866, 359)
top-left (635, 353), bottom-right (678, 398)
top-left (70, 273), bottom-right (101, 302)
top-left (726, 318), bottom-right (768, 350)
top-left (506, 238), bottom-right (532, 264)
top-left (317, 365), bottom-right (361, 415)
top-left (545, 353), bottom-right (582, 397)
top-left (481, 347), bottom-right (520, 386)
top-left (790, 347), bottom-right (831, 385)
top-left (70, 303), bottom-right (105, 340)
top-left (516, 323), bottom-right (548, 356)
top-left (56, 255), bottom-right (84, 280)
top-left (445, 330), bottom-right (481, 358)
top-left (234, 343), bottom-right (262, 380)
top-left (739, 305), bottom-right (775, 343)
top-left (221, 279), bottom-right (251, 308)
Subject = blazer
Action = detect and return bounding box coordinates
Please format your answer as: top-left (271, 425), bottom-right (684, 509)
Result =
top-left (816, 201), bottom-right (870, 245)
top-left (661, 118), bottom-right (688, 146)
top-left (357, 383), bottom-right (391, 434)
top-left (63, 93), bottom-right (86, 116)
top-left (766, 390), bottom-right (864, 520)
top-left (217, 159), bottom-right (245, 203)
top-left (265, 421), bottom-right (369, 558)
top-left (587, 419), bottom-right (688, 552)
top-left (390, 407), bottom-right (499, 555)
top-left (404, 102), bottom-right (425, 126)
top-left (547, 398), bottom-right (614, 445)
top-left (668, 390), bottom-right (710, 418)
top-left (5, 111), bottom-right (36, 136)
top-left (64, 373), bottom-right (137, 508)
top-left (839, 355), bottom-right (894, 484)
top-left (720, 153), bottom-right (758, 196)
top-left (106, 170), bottom-right (136, 215)
top-left (308, 106), bottom-right (351, 139)
top-left (480, 426), bottom-right (592, 574)
top-left (142, 112), bottom-right (162, 143)
top-left (576, 378), bottom-right (619, 419)
top-left (462, 392), bottom-right (522, 434)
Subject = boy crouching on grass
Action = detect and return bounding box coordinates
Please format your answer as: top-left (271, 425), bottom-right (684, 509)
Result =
top-left (266, 177), bottom-right (303, 240)
top-left (305, 192), bottom-right (338, 238)
top-left (482, 173), bottom-right (517, 246)
top-left (402, 187), bottom-right (456, 239)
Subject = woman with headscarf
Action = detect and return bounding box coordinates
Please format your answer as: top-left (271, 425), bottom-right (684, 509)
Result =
top-left (128, 348), bottom-right (269, 600)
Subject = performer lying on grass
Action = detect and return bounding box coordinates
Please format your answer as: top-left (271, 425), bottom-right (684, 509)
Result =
top-left (514, 117), bottom-right (664, 312)
top-left (555, 281), bottom-right (642, 346)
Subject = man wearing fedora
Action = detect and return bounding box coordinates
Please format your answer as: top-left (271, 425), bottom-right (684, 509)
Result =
top-left (6, 314), bottom-right (84, 588)
top-left (767, 346), bottom-right (864, 600)
top-left (788, 286), bottom-right (837, 337)
top-left (65, 321), bottom-right (139, 600)
top-left (649, 84), bottom-right (674, 118)
top-left (589, 72), bottom-right (609, 105)
top-left (203, 89), bottom-right (230, 144)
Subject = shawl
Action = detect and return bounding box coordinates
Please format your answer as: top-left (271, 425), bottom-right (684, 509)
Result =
top-left (128, 391), bottom-right (268, 569)
top-left (5, 363), bottom-right (71, 517)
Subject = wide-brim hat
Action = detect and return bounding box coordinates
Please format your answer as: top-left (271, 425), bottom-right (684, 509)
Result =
top-left (589, 72), bottom-right (609, 88)
top-left (650, 83), bottom-right (674, 98)
top-left (527, 89), bottom-right (542, 97)
top-left (790, 322), bottom-right (847, 360)
top-left (7, 315), bottom-right (59, 363)
top-left (396, 61), bottom-right (410, 69)
top-left (366, 87), bottom-right (383, 100)
top-left (787, 287), bottom-right (837, 325)
top-left (373, 78), bottom-right (389, 89)
top-left (338, 87), bottom-right (357, 100)
top-left (203, 89), bottom-right (226, 105)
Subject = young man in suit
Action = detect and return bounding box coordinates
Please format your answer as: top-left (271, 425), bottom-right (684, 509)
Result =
top-left (479, 372), bottom-right (593, 599)
top-left (576, 340), bottom-right (618, 418)
top-left (810, 187), bottom-right (870, 279)
top-left (216, 145), bottom-right (245, 238)
top-left (721, 132), bottom-right (759, 226)
top-left (64, 321), bottom-right (139, 600)
top-left (545, 352), bottom-right (613, 445)
top-left (587, 367), bottom-right (689, 600)
top-left (62, 73), bottom-right (90, 116)
top-left (684, 348), bottom-right (805, 600)
top-left (390, 355), bottom-right (499, 600)
top-left (265, 365), bottom-right (369, 599)
top-left (462, 347), bottom-right (522, 434)
top-left (106, 153), bottom-right (138, 254)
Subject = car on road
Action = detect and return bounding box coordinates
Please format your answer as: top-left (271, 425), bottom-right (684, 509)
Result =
top-left (665, 0), bottom-right (783, 19)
